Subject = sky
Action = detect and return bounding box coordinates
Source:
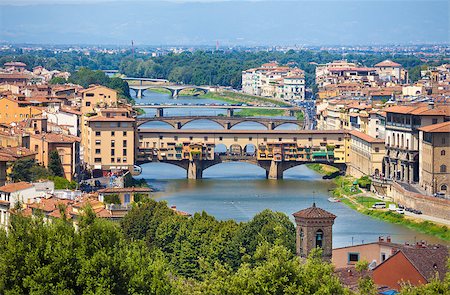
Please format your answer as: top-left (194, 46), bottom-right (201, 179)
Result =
top-left (0, 0), bottom-right (448, 46)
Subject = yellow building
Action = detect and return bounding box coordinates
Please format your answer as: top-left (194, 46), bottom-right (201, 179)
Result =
top-left (79, 85), bottom-right (118, 114)
top-left (419, 122), bottom-right (450, 196)
top-left (82, 108), bottom-right (135, 175)
top-left (0, 97), bottom-right (42, 124)
top-left (347, 130), bottom-right (385, 178)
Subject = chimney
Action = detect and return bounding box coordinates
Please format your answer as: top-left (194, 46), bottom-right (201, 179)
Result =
top-left (379, 236), bottom-right (384, 242)
top-left (386, 236), bottom-right (391, 243)
top-left (428, 101), bottom-right (435, 109)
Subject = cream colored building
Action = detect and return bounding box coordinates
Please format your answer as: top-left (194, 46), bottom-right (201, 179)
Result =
top-left (82, 108), bottom-right (135, 174)
top-left (79, 85), bottom-right (118, 114)
top-left (348, 130), bottom-right (385, 178)
top-left (418, 121), bottom-right (450, 196)
top-left (374, 60), bottom-right (407, 84)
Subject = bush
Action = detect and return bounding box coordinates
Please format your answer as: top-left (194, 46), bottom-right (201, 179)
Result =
top-left (357, 176), bottom-right (372, 189)
top-left (50, 176), bottom-right (77, 190)
top-left (103, 194), bottom-right (121, 204)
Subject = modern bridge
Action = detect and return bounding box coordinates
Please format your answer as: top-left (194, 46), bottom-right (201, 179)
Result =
top-left (136, 128), bottom-right (348, 179)
top-left (134, 104), bottom-right (301, 117)
top-left (136, 115), bottom-right (304, 129)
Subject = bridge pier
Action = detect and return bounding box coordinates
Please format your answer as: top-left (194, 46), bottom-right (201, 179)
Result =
top-left (187, 160), bottom-right (203, 179)
top-left (156, 108), bottom-right (164, 118)
top-left (171, 89), bottom-right (179, 99)
top-left (267, 160), bottom-right (283, 179)
top-left (289, 110), bottom-right (296, 117)
top-left (268, 122), bottom-right (275, 130)
top-left (137, 88), bottom-right (144, 99)
top-left (227, 108), bottom-right (234, 117)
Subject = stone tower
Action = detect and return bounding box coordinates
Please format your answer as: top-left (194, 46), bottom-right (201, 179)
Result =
top-left (292, 203), bottom-right (336, 261)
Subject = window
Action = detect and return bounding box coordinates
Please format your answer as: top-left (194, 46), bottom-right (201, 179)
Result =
top-left (123, 149), bottom-right (127, 156)
top-left (94, 158), bottom-right (101, 163)
top-left (375, 147), bottom-right (380, 152)
top-left (440, 165), bottom-right (447, 173)
top-left (278, 137), bottom-right (282, 142)
top-left (174, 136), bottom-right (178, 141)
top-left (95, 140), bottom-right (101, 145)
top-left (85, 102), bottom-right (91, 106)
top-left (348, 253), bottom-right (359, 263)
top-left (315, 229), bottom-right (324, 248)
top-left (204, 137), bottom-right (208, 141)
top-left (34, 145), bottom-right (39, 152)
top-left (123, 157), bottom-right (127, 162)
top-left (123, 140), bottom-right (127, 147)
top-left (111, 158), bottom-right (115, 163)
top-left (111, 149), bottom-right (115, 156)
top-left (249, 137), bottom-right (253, 141)
top-left (441, 185), bottom-right (448, 191)
top-left (443, 137), bottom-right (446, 144)
top-left (95, 149), bottom-right (100, 154)
top-left (442, 150), bottom-right (446, 156)
top-left (117, 158), bottom-right (121, 163)
top-left (123, 131), bottom-right (127, 136)
top-left (264, 137), bottom-right (267, 142)
top-left (432, 118), bottom-right (438, 124)
top-left (219, 137), bottom-right (223, 141)
top-left (381, 253), bottom-right (386, 262)
top-left (124, 194), bottom-right (130, 204)
top-left (111, 140), bottom-right (115, 147)
top-left (111, 131), bottom-right (115, 136)
top-left (159, 136), bottom-right (163, 140)
top-left (95, 131), bottom-right (101, 136)
top-left (323, 137), bottom-right (327, 142)
top-left (189, 136), bottom-right (193, 140)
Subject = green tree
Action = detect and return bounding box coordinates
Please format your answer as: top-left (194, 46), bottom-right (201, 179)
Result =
top-left (48, 150), bottom-right (64, 177)
top-left (49, 76), bottom-right (67, 85)
top-left (355, 260), bottom-right (377, 295)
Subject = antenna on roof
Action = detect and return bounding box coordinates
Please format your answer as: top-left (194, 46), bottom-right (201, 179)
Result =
top-left (312, 190), bottom-right (316, 207)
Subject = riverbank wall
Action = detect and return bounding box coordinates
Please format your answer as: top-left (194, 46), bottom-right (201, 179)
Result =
top-left (390, 182), bottom-right (450, 220)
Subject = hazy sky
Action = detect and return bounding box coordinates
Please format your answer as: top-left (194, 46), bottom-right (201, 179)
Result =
top-left (0, 0), bottom-right (448, 45)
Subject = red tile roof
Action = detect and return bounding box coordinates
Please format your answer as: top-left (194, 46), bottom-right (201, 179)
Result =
top-left (0, 182), bottom-right (33, 193)
top-left (86, 115), bottom-right (135, 122)
top-left (418, 121), bottom-right (450, 133)
top-left (350, 130), bottom-right (385, 144)
top-left (374, 60), bottom-right (402, 68)
top-left (292, 203), bottom-right (336, 219)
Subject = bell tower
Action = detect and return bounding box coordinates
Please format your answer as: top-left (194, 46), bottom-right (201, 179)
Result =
top-left (292, 203), bottom-right (336, 261)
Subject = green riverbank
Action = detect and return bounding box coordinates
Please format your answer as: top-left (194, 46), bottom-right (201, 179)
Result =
top-left (307, 164), bottom-right (450, 242)
top-left (200, 90), bottom-right (300, 118)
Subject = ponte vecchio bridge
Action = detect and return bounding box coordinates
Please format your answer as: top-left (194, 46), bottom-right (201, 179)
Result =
top-left (136, 128), bottom-right (348, 179)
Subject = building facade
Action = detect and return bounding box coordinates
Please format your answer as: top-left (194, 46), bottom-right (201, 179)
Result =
top-left (418, 121), bottom-right (450, 196)
top-left (348, 130), bottom-right (385, 178)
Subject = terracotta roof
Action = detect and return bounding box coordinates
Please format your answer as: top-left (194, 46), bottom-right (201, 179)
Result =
top-left (419, 121), bottom-right (450, 133)
top-left (384, 105), bottom-right (450, 116)
top-left (98, 187), bottom-right (152, 193)
top-left (0, 73), bottom-right (30, 80)
top-left (30, 132), bottom-right (80, 143)
top-left (400, 246), bottom-right (448, 281)
top-left (0, 182), bottom-right (33, 193)
top-left (0, 153), bottom-right (15, 162)
top-left (350, 130), bottom-right (385, 144)
top-left (374, 60), bottom-right (401, 68)
top-left (86, 115), bottom-right (135, 122)
top-left (28, 197), bottom-right (72, 212)
top-left (292, 203), bottom-right (336, 219)
top-left (4, 62), bottom-right (27, 67)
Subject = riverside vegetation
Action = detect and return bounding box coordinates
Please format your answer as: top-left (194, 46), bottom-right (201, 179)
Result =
top-left (308, 164), bottom-right (450, 242)
top-left (1, 198), bottom-right (448, 294)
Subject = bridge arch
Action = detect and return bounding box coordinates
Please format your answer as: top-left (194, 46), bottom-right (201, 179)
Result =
top-left (202, 161), bottom-right (267, 178)
top-left (180, 118), bottom-right (225, 130)
top-left (229, 120), bottom-right (268, 130)
top-left (139, 120), bottom-right (176, 129)
top-left (273, 122), bottom-right (302, 130)
top-left (243, 143), bottom-right (257, 156)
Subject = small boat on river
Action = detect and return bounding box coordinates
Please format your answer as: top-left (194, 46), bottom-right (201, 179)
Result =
top-left (328, 197), bottom-right (341, 203)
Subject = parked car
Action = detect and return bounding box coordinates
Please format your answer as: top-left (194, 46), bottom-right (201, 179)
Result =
top-left (433, 192), bottom-right (446, 198)
top-left (396, 208), bottom-right (405, 214)
top-left (372, 202), bottom-right (386, 209)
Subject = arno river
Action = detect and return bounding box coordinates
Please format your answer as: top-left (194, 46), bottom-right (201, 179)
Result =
top-left (137, 91), bottom-right (447, 248)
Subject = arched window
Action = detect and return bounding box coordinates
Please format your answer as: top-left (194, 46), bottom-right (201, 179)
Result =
top-left (441, 185), bottom-right (447, 191)
top-left (315, 229), bottom-right (324, 248)
top-left (440, 165), bottom-right (447, 173)
top-left (441, 150), bottom-right (446, 156)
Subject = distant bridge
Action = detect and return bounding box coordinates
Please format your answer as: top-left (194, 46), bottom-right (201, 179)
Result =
top-left (129, 84), bottom-right (211, 99)
top-left (134, 104), bottom-right (301, 117)
top-left (136, 115), bottom-right (304, 130)
top-left (136, 128), bottom-right (348, 179)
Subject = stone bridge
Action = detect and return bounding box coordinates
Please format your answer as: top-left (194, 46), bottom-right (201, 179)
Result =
top-left (136, 128), bottom-right (349, 179)
top-left (129, 85), bottom-right (210, 99)
top-left (136, 115), bottom-right (304, 130)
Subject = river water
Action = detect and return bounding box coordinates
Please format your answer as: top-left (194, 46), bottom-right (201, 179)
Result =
top-left (136, 91), bottom-right (447, 248)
